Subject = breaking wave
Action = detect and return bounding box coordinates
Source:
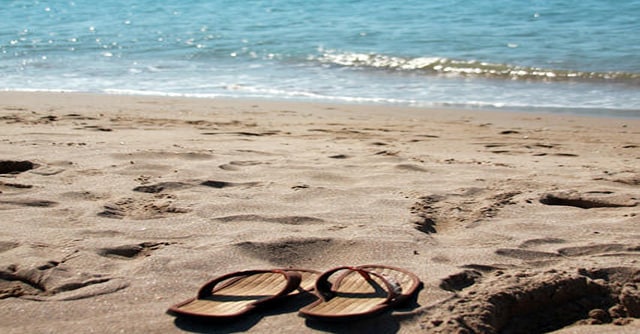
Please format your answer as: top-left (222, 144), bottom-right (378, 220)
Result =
top-left (315, 51), bottom-right (640, 84)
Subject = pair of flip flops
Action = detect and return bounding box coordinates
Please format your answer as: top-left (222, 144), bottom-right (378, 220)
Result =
top-left (168, 265), bottom-right (421, 321)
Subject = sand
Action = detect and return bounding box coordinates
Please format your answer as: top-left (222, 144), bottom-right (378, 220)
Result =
top-left (0, 91), bottom-right (638, 333)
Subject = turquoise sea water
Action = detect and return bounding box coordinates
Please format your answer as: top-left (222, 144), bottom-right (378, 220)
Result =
top-left (1, 0), bottom-right (639, 117)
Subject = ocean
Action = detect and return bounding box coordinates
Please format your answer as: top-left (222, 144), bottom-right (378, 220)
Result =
top-left (1, 0), bottom-right (639, 117)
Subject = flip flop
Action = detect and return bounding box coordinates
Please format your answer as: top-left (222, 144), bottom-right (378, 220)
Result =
top-left (168, 268), bottom-right (319, 320)
top-left (354, 264), bottom-right (422, 307)
top-left (298, 265), bottom-right (421, 321)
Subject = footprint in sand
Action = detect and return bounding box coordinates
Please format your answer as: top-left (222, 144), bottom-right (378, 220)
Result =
top-left (461, 264), bottom-right (509, 273)
top-left (396, 164), bottom-right (429, 172)
top-left (499, 130), bottom-right (520, 135)
top-left (218, 160), bottom-right (262, 171)
top-left (201, 130), bottom-right (280, 137)
top-left (98, 197), bottom-right (190, 220)
top-left (131, 180), bottom-right (261, 193)
top-left (596, 171), bottom-right (640, 186)
top-left (557, 244), bottom-right (640, 257)
top-left (495, 248), bottom-right (561, 261)
top-left (133, 181), bottom-right (191, 193)
top-left (0, 199), bottom-right (58, 208)
top-left (0, 259), bottom-right (128, 301)
top-left (439, 270), bottom-right (482, 292)
top-left (61, 191), bottom-right (109, 201)
top-left (64, 113), bottom-right (99, 121)
top-left (215, 214), bottom-right (324, 225)
top-left (410, 189), bottom-right (521, 234)
top-left (0, 160), bottom-right (36, 174)
top-left (97, 242), bottom-right (173, 260)
top-left (77, 125), bottom-right (112, 132)
top-left (200, 180), bottom-right (261, 189)
top-left (540, 190), bottom-right (638, 209)
top-left (234, 237), bottom-right (336, 267)
top-left (518, 237), bottom-right (566, 249)
top-left (0, 181), bottom-right (33, 195)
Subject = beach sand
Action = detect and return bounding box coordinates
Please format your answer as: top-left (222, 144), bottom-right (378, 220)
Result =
top-left (0, 92), bottom-right (638, 333)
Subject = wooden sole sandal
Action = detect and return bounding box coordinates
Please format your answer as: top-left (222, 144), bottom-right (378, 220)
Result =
top-left (298, 265), bottom-right (421, 321)
top-left (168, 268), bottom-right (319, 320)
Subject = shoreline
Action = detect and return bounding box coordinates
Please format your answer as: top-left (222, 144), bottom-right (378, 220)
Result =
top-left (3, 89), bottom-right (640, 120)
top-left (1, 91), bottom-right (639, 333)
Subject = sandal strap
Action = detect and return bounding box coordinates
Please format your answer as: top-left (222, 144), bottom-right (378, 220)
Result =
top-left (355, 264), bottom-right (422, 306)
top-left (314, 266), bottom-right (400, 304)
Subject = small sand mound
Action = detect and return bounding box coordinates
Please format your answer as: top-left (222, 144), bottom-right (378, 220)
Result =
top-left (424, 267), bottom-right (640, 333)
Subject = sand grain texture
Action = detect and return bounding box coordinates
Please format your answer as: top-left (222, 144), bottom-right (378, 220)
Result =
top-left (0, 92), bottom-right (639, 333)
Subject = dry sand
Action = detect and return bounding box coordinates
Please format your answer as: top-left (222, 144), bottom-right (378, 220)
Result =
top-left (0, 91), bottom-right (638, 333)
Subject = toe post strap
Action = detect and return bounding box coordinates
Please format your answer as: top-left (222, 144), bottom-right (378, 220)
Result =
top-left (314, 266), bottom-right (400, 303)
